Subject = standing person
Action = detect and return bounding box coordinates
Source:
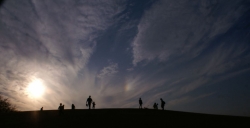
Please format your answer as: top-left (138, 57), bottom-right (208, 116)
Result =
top-left (139, 98), bottom-right (143, 109)
top-left (156, 103), bottom-right (158, 110)
top-left (92, 102), bottom-right (96, 109)
top-left (40, 107), bottom-right (43, 111)
top-left (160, 98), bottom-right (165, 110)
top-left (58, 103), bottom-right (63, 115)
top-left (86, 96), bottom-right (92, 109)
top-left (72, 104), bottom-right (75, 110)
top-left (153, 103), bottom-right (157, 109)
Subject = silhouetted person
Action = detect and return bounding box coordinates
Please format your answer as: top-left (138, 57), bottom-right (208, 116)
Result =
top-left (92, 102), bottom-right (96, 109)
top-left (139, 98), bottom-right (143, 109)
top-left (72, 104), bottom-right (75, 110)
top-left (160, 98), bottom-right (165, 110)
top-left (156, 103), bottom-right (158, 110)
top-left (58, 103), bottom-right (63, 115)
top-left (40, 107), bottom-right (43, 111)
top-left (153, 103), bottom-right (157, 109)
top-left (86, 96), bottom-right (92, 109)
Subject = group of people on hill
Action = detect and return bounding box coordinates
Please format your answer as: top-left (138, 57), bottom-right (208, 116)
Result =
top-left (57, 103), bottom-right (76, 115)
top-left (86, 95), bottom-right (96, 109)
top-left (57, 95), bottom-right (96, 115)
top-left (42, 96), bottom-right (165, 114)
top-left (139, 98), bottom-right (165, 110)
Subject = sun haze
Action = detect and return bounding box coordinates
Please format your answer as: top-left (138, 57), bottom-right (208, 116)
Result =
top-left (27, 79), bottom-right (45, 98)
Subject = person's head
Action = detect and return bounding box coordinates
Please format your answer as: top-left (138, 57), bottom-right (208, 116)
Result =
top-left (89, 95), bottom-right (91, 98)
top-left (160, 98), bottom-right (162, 100)
top-left (60, 103), bottom-right (62, 105)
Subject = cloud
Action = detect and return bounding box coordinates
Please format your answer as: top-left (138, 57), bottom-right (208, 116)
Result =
top-left (97, 63), bottom-right (119, 78)
top-left (166, 92), bottom-right (214, 108)
top-left (0, 0), bottom-right (126, 110)
top-left (132, 0), bottom-right (248, 66)
top-left (0, 0), bottom-right (249, 116)
top-left (126, 68), bottom-right (134, 71)
top-left (125, 0), bottom-right (250, 111)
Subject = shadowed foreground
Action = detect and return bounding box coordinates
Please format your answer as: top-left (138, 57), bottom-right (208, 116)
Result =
top-left (1, 109), bottom-right (249, 127)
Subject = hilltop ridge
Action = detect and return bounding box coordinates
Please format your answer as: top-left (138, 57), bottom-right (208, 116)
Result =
top-left (1, 109), bottom-right (249, 127)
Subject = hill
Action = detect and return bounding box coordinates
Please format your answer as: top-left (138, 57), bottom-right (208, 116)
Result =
top-left (1, 109), bottom-right (249, 127)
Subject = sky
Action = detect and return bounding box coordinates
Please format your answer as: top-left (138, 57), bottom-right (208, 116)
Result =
top-left (0, 0), bottom-right (250, 116)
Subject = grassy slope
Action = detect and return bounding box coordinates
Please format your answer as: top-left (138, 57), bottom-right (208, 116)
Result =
top-left (1, 109), bottom-right (249, 127)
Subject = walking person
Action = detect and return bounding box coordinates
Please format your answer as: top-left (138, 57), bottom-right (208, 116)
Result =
top-left (86, 96), bottom-right (93, 109)
top-left (160, 98), bottom-right (165, 110)
top-left (139, 98), bottom-right (143, 109)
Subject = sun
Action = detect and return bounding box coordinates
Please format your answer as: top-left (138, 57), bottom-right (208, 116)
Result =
top-left (27, 79), bottom-right (45, 98)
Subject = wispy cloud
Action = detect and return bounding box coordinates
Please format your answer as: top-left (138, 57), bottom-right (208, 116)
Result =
top-left (97, 62), bottom-right (119, 78)
top-left (127, 0), bottom-right (250, 111)
top-left (0, 0), bottom-right (249, 116)
top-left (166, 92), bottom-right (214, 108)
top-left (0, 0), bottom-right (126, 110)
top-left (132, 0), bottom-right (248, 65)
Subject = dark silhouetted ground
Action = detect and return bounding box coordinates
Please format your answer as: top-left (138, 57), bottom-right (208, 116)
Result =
top-left (1, 109), bottom-right (249, 127)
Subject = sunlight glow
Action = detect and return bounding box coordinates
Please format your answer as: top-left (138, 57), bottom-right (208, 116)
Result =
top-left (27, 79), bottom-right (45, 98)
